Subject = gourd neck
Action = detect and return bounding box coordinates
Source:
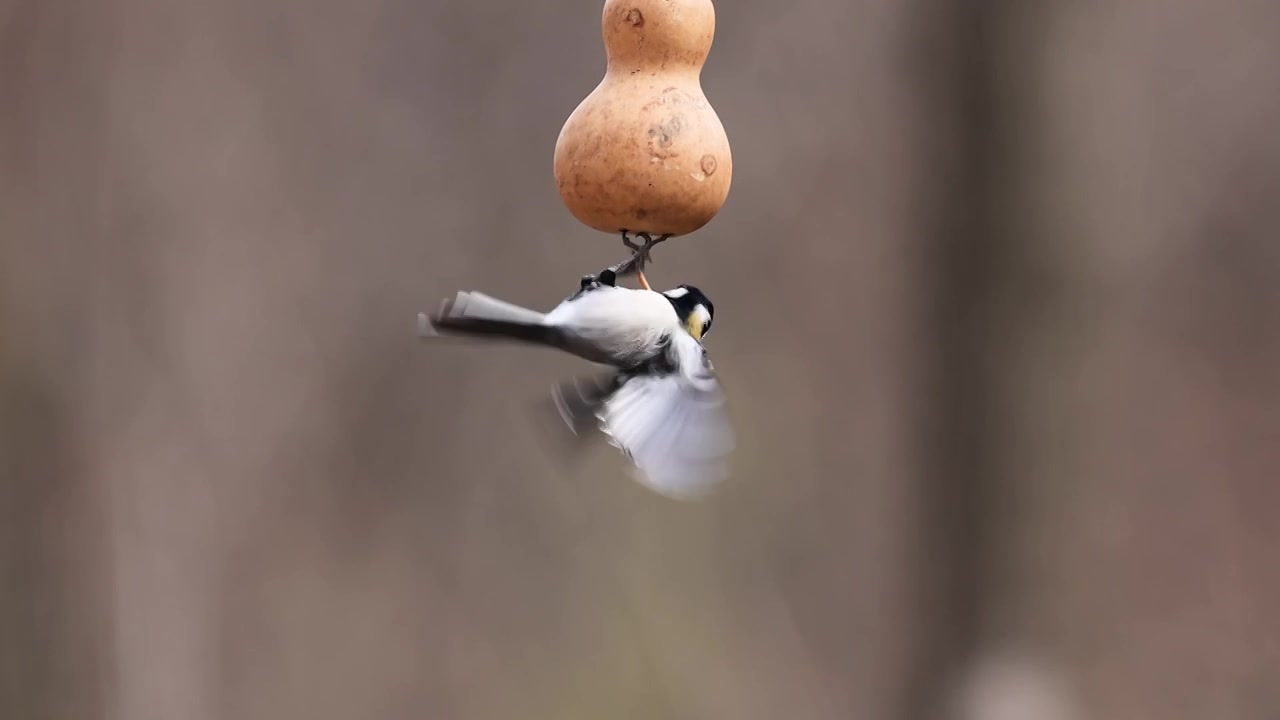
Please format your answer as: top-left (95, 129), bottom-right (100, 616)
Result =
top-left (604, 59), bottom-right (702, 81)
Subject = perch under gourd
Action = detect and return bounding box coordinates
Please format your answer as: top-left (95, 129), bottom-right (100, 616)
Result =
top-left (553, 0), bottom-right (732, 239)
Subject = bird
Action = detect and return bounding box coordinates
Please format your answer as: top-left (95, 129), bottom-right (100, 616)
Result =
top-left (419, 232), bottom-right (734, 499)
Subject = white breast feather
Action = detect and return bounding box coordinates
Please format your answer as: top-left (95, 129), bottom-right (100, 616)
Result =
top-left (544, 286), bottom-right (677, 361)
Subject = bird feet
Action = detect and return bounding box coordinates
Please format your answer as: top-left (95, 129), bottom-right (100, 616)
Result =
top-left (577, 268), bottom-right (617, 292)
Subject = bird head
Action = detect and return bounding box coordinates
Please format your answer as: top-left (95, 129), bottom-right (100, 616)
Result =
top-left (662, 285), bottom-right (714, 341)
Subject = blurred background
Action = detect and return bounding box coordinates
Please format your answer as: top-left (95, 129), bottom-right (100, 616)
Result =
top-left (2, 1), bottom-right (1278, 718)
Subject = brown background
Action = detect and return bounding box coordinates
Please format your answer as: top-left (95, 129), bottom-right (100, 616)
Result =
top-left (2, 1), bottom-right (1278, 718)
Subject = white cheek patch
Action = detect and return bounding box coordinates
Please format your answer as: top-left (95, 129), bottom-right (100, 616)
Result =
top-left (663, 287), bottom-right (690, 299)
top-left (692, 305), bottom-right (711, 327)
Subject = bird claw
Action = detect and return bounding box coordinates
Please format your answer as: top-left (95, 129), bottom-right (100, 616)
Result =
top-left (578, 268), bottom-right (617, 291)
top-left (569, 268), bottom-right (618, 301)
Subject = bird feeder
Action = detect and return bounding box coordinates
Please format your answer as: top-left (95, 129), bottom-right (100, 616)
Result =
top-left (553, 0), bottom-right (732, 239)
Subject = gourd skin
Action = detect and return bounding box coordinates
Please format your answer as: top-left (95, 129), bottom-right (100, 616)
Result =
top-left (554, 0), bottom-right (732, 237)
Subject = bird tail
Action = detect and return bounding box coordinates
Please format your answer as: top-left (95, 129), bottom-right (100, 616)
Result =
top-left (421, 290), bottom-right (558, 346)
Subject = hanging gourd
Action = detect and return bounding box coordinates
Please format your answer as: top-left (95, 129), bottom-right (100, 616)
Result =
top-left (553, 0), bottom-right (732, 239)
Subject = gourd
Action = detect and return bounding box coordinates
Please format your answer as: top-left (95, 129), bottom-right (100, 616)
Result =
top-left (553, 0), bottom-right (732, 238)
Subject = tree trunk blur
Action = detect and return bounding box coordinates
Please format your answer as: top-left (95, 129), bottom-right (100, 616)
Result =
top-left (2, 1), bottom-right (1277, 719)
top-left (910, 2), bottom-right (1280, 719)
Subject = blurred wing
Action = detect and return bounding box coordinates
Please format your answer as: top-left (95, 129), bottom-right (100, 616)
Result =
top-left (550, 372), bottom-right (622, 436)
top-left (599, 336), bottom-right (734, 499)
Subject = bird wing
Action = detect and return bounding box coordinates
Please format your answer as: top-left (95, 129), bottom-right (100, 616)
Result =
top-left (598, 334), bottom-right (735, 500)
top-left (551, 372), bottom-right (622, 436)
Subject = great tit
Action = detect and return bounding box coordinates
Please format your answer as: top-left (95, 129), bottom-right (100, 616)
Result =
top-left (419, 233), bottom-right (733, 499)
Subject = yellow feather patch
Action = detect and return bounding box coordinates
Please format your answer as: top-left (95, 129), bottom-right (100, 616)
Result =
top-left (685, 304), bottom-right (710, 341)
top-left (686, 315), bottom-right (703, 341)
